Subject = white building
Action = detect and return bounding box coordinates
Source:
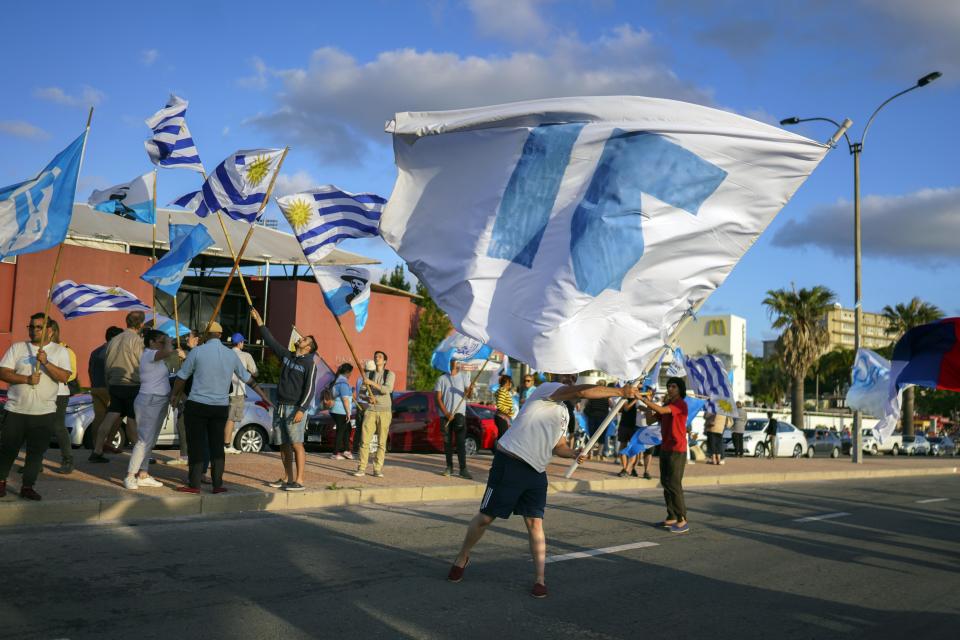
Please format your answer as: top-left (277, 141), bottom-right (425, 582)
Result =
top-left (672, 314), bottom-right (747, 401)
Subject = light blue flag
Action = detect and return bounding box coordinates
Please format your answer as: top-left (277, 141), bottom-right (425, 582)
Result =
top-left (88, 171), bottom-right (156, 224)
top-left (168, 222), bottom-right (193, 248)
top-left (0, 132), bottom-right (86, 259)
top-left (141, 223), bottom-right (214, 296)
top-left (144, 312), bottom-right (191, 338)
top-left (846, 348), bottom-right (902, 443)
top-left (312, 265), bottom-right (378, 332)
top-left (620, 426), bottom-right (662, 457)
top-left (684, 396), bottom-right (707, 427)
top-left (431, 330), bottom-right (494, 373)
top-left (642, 350), bottom-right (666, 390)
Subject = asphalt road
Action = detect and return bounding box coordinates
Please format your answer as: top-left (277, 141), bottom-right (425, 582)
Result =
top-left (2, 476), bottom-right (958, 640)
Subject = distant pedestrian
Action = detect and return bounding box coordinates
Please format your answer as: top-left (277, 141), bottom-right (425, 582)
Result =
top-left (617, 398), bottom-right (639, 477)
top-left (518, 374), bottom-right (538, 407)
top-left (494, 374), bottom-right (514, 438)
top-left (638, 377), bottom-right (690, 534)
top-left (330, 363), bottom-right (354, 460)
top-left (583, 381), bottom-right (611, 459)
top-left (352, 360), bottom-right (375, 455)
top-left (436, 358), bottom-right (474, 479)
top-left (732, 401), bottom-right (747, 457)
top-left (0, 313), bottom-right (73, 500)
top-left (765, 411), bottom-right (778, 458)
top-left (224, 333), bottom-right (258, 455)
top-left (704, 412), bottom-right (727, 465)
top-left (164, 330), bottom-right (196, 466)
top-left (91, 311), bottom-right (146, 461)
top-left (353, 350), bottom-right (395, 478)
top-left (87, 326), bottom-right (122, 464)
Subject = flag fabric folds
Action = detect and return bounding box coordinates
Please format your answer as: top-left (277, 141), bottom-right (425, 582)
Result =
top-left (666, 347), bottom-right (687, 377)
top-left (173, 148), bottom-right (283, 223)
top-left (620, 425), bottom-right (662, 457)
top-left (51, 281), bottom-right (151, 319)
top-left (0, 132), bottom-right (87, 259)
top-left (890, 318), bottom-right (960, 392)
top-left (141, 223), bottom-right (215, 296)
top-left (144, 312), bottom-right (191, 338)
top-left (431, 330), bottom-right (495, 374)
top-left (88, 172), bottom-right (156, 224)
top-left (642, 350), bottom-right (666, 390)
top-left (144, 95), bottom-right (204, 173)
top-left (380, 96), bottom-right (829, 378)
top-left (846, 348), bottom-right (902, 443)
top-left (684, 354), bottom-right (736, 416)
top-left (277, 186), bottom-right (386, 263)
top-left (312, 266), bottom-right (378, 332)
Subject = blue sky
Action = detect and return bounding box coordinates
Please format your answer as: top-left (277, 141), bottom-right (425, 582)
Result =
top-left (2, 0), bottom-right (957, 352)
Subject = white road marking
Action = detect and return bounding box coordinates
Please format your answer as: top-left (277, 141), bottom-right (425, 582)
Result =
top-left (916, 498), bottom-right (949, 504)
top-left (545, 541), bottom-right (659, 564)
top-left (793, 512), bottom-right (851, 523)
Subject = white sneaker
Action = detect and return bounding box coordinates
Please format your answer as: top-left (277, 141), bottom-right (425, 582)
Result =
top-left (225, 446), bottom-right (242, 455)
top-left (166, 457), bottom-right (188, 466)
top-left (719, 460), bottom-right (726, 465)
top-left (123, 476), bottom-right (139, 490)
top-left (342, 452), bottom-right (354, 460)
top-left (137, 475), bottom-right (163, 488)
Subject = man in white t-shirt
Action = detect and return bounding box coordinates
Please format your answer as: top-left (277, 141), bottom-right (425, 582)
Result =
top-left (0, 312), bottom-right (73, 500)
top-left (225, 333), bottom-right (258, 454)
top-left (447, 375), bottom-right (641, 599)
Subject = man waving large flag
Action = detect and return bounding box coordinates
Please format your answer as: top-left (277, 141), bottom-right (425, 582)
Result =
top-left (379, 96), bottom-right (832, 379)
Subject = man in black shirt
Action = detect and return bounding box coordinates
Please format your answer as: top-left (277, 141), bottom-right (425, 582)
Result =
top-left (764, 411), bottom-right (778, 459)
top-left (87, 326), bottom-right (122, 462)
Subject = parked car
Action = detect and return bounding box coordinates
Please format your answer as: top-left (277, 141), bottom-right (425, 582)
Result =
top-left (901, 434), bottom-right (931, 456)
top-left (465, 403), bottom-right (499, 456)
top-left (804, 428), bottom-right (842, 458)
top-left (861, 429), bottom-right (903, 456)
top-left (927, 435), bottom-right (957, 457)
top-left (731, 419), bottom-right (810, 458)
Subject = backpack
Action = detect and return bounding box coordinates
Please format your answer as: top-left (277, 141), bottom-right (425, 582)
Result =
top-left (321, 379), bottom-right (336, 410)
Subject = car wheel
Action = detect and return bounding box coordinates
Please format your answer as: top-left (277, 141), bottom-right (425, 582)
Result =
top-left (831, 447), bottom-right (840, 459)
top-left (871, 444), bottom-right (879, 456)
top-left (465, 436), bottom-right (479, 457)
top-left (891, 444), bottom-right (899, 456)
top-left (753, 443), bottom-right (764, 457)
top-left (792, 444), bottom-right (803, 458)
top-left (806, 445), bottom-right (815, 459)
top-left (235, 425), bottom-right (267, 453)
top-left (110, 430), bottom-right (126, 450)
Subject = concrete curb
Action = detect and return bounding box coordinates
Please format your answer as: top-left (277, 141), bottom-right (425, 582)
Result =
top-left (1, 466), bottom-right (955, 528)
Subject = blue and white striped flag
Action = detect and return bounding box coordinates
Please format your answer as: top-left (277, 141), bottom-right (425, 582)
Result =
top-left (684, 354), bottom-right (735, 416)
top-left (144, 95), bottom-right (204, 173)
top-left (277, 186), bottom-right (385, 263)
top-left (51, 280), bottom-right (151, 319)
top-left (173, 148), bottom-right (283, 223)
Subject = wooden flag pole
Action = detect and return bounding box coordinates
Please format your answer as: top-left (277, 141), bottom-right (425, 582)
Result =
top-left (198, 169), bottom-right (256, 309)
top-left (205, 148), bottom-right (288, 333)
top-left (331, 313), bottom-right (376, 401)
top-left (442, 357), bottom-right (493, 432)
top-left (35, 106), bottom-right (94, 371)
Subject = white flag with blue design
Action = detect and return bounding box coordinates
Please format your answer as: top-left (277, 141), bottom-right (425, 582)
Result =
top-left (431, 330), bottom-right (495, 373)
top-left (141, 223), bottom-right (214, 296)
top-left (0, 132), bottom-right (86, 259)
top-left (845, 348), bottom-right (902, 444)
top-left (144, 94), bottom-right (204, 173)
top-left (685, 354), bottom-right (736, 416)
top-left (51, 280), bottom-right (151, 319)
top-left (88, 172), bottom-right (156, 224)
top-left (277, 186), bottom-right (385, 263)
top-left (173, 148), bottom-right (283, 223)
top-left (144, 312), bottom-right (191, 338)
top-left (313, 266), bottom-right (379, 332)
top-left (380, 97), bottom-right (829, 379)
top-left (666, 347), bottom-right (687, 377)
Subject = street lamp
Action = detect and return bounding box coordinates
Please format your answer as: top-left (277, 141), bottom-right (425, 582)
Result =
top-left (781, 71), bottom-right (942, 464)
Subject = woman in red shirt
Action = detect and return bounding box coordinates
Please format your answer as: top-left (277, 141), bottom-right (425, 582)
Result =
top-left (638, 376), bottom-right (690, 533)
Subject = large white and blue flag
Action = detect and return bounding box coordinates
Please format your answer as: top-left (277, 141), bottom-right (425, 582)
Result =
top-left (173, 148), bottom-right (283, 223)
top-left (88, 172), bottom-right (156, 224)
top-left (0, 132), bottom-right (87, 259)
top-left (666, 347), bottom-right (687, 377)
top-left (141, 223), bottom-right (214, 296)
top-left (685, 354), bottom-right (736, 416)
top-left (380, 97), bottom-right (829, 379)
top-left (431, 330), bottom-right (494, 373)
top-left (51, 280), bottom-right (151, 319)
top-left (642, 350), bottom-right (666, 390)
top-left (845, 348), bottom-right (902, 443)
top-left (277, 186), bottom-right (385, 263)
top-left (144, 95), bottom-right (204, 173)
top-left (313, 265), bottom-right (379, 332)
top-left (620, 424), bottom-right (662, 456)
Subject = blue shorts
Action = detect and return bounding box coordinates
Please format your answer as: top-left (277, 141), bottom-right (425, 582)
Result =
top-left (479, 450), bottom-right (548, 520)
top-left (274, 404), bottom-right (306, 445)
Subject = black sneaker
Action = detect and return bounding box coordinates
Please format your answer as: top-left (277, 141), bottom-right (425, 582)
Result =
top-left (441, 467), bottom-right (453, 477)
top-left (630, 469), bottom-right (639, 477)
top-left (643, 471), bottom-right (652, 480)
top-left (283, 482), bottom-right (305, 492)
top-left (88, 453), bottom-right (109, 463)
top-left (617, 470), bottom-right (628, 477)
top-left (266, 478), bottom-right (286, 489)
top-left (58, 461), bottom-right (74, 475)
top-left (459, 469), bottom-right (473, 480)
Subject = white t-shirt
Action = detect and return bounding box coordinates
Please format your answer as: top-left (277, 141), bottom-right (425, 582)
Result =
top-left (138, 349), bottom-right (171, 396)
top-left (498, 382), bottom-right (569, 473)
top-left (230, 348), bottom-right (258, 396)
top-left (0, 341), bottom-right (71, 415)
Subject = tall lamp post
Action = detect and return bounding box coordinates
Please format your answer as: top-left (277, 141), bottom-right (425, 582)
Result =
top-left (781, 71), bottom-right (942, 464)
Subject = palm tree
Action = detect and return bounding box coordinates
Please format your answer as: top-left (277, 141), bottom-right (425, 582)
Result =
top-left (763, 285), bottom-right (836, 429)
top-left (882, 297), bottom-right (944, 435)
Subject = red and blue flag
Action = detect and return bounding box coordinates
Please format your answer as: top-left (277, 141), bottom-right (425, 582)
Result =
top-left (891, 318), bottom-right (960, 392)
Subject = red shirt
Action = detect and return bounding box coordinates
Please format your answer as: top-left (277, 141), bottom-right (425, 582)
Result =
top-left (657, 398), bottom-right (689, 453)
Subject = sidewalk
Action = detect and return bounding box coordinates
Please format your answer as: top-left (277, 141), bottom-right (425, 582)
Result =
top-left (1, 448), bottom-right (956, 527)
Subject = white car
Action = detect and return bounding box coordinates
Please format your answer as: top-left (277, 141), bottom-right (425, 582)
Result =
top-left (861, 429), bottom-right (903, 456)
top-left (901, 434), bottom-right (931, 456)
top-left (738, 419), bottom-right (810, 458)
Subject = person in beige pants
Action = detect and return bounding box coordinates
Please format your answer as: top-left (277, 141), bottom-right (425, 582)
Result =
top-left (353, 350), bottom-right (395, 478)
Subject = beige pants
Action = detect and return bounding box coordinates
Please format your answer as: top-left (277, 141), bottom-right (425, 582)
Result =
top-left (357, 410), bottom-right (392, 473)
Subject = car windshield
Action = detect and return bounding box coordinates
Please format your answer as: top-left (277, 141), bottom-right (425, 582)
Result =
top-left (467, 405), bottom-right (495, 419)
top-left (902, 436), bottom-right (915, 442)
top-left (862, 429), bottom-right (873, 437)
top-left (928, 437), bottom-right (942, 444)
top-left (746, 420), bottom-right (767, 431)
top-left (803, 429), bottom-right (816, 437)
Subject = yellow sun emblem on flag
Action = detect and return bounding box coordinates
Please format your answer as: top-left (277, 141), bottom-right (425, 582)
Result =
top-left (716, 399), bottom-right (733, 413)
top-left (105, 287), bottom-right (123, 295)
top-left (285, 198), bottom-right (312, 229)
top-left (244, 154), bottom-right (273, 188)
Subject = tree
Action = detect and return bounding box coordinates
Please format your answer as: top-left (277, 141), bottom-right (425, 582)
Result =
top-left (882, 297), bottom-right (944, 435)
top-left (379, 264), bottom-right (411, 292)
top-left (763, 285), bottom-right (836, 428)
top-left (746, 352), bottom-right (788, 408)
top-left (806, 347), bottom-right (855, 408)
top-left (407, 281), bottom-right (451, 391)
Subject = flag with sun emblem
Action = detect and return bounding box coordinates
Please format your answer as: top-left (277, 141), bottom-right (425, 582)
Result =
top-left (172, 148), bottom-right (283, 223)
top-left (51, 281), bottom-right (151, 319)
top-left (277, 186), bottom-right (385, 263)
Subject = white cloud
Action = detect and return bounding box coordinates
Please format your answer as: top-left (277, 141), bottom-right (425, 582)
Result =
top-left (222, 126), bottom-right (230, 136)
top-left (141, 49), bottom-right (159, 66)
top-left (773, 187), bottom-right (960, 263)
top-left (248, 25), bottom-right (711, 164)
top-left (237, 56), bottom-right (270, 89)
top-left (273, 170), bottom-right (318, 198)
top-left (467, 0), bottom-right (550, 41)
top-left (33, 85), bottom-right (105, 107)
top-left (0, 120), bottom-right (49, 139)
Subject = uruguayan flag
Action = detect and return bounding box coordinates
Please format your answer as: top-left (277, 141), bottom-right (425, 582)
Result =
top-left (51, 280), bottom-right (151, 319)
top-left (144, 94), bottom-right (204, 173)
top-left (380, 97), bottom-right (829, 379)
top-left (685, 354), bottom-right (736, 416)
top-left (846, 348), bottom-right (902, 443)
top-left (431, 330), bottom-right (495, 373)
top-left (277, 186), bottom-right (385, 263)
top-left (88, 172), bottom-right (156, 224)
top-left (141, 223), bottom-right (214, 296)
top-left (0, 132), bottom-right (86, 259)
top-left (313, 265), bottom-right (378, 332)
top-left (666, 347), bottom-right (687, 377)
top-left (173, 148), bottom-right (283, 223)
